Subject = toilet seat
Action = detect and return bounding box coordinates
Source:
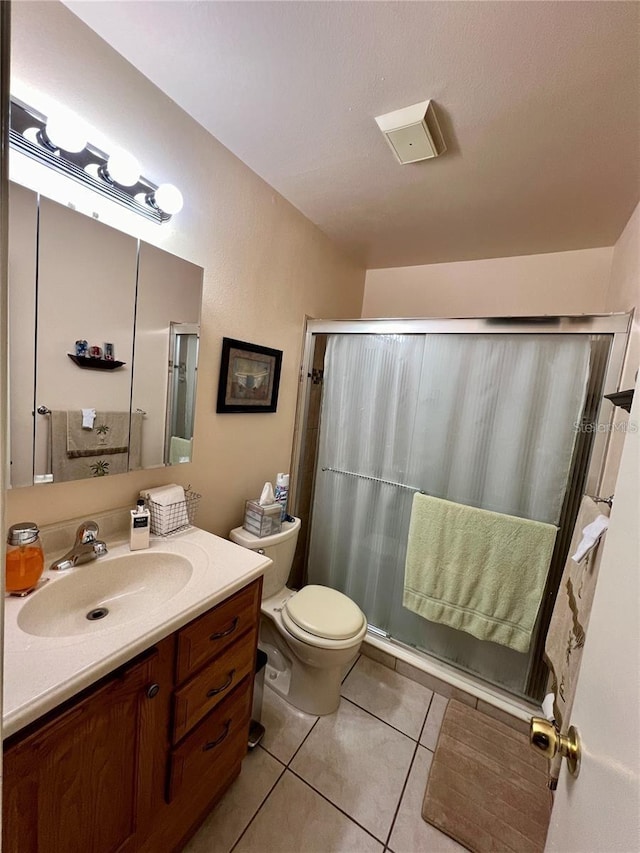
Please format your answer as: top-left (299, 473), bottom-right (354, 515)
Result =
top-left (282, 584), bottom-right (365, 642)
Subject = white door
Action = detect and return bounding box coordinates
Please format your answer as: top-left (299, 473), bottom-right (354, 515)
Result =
top-left (545, 374), bottom-right (640, 852)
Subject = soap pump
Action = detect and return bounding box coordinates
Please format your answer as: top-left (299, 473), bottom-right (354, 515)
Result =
top-left (130, 499), bottom-right (150, 551)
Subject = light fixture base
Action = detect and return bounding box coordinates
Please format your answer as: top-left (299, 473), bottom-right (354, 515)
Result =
top-left (9, 98), bottom-right (175, 223)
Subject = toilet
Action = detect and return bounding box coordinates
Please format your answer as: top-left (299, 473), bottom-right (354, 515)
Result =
top-left (230, 516), bottom-right (367, 715)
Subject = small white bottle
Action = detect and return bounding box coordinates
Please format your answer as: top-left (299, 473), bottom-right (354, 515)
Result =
top-left (130, 499), bottom-right (150, 551)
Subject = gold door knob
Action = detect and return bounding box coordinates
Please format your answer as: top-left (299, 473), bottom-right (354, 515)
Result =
top-left (530, 717), bottom-right (581, 778)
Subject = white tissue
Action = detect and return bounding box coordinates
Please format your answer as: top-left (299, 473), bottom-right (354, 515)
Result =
top-left (259, 482), bottom-right (276, 506)
top-left (82, 408), bottom-right (96, 429)
top-left (571, 514), bottom-right (609, 563)
top-left (542, 692), bottom-right (556, 722)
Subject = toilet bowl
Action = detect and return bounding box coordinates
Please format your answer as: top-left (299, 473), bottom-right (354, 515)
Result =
top-left (230, 517), bottom-right (366, 715)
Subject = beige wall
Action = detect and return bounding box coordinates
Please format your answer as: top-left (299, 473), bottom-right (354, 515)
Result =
top-left (600, 202), bottom-right (640, 496)
top-left (6, 2), bottom-right (365, 536)
top-left (363, 247), bottom-right (614, 318)
top-left (605, 202), bottom-right (640, 385)
top-left (363, 222), bottom-right (638, 498)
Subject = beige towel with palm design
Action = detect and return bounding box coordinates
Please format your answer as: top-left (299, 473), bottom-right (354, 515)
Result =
top-left (66, 410), bottom-right (130, 457)
top-left (544, 495), bottom-right (610, 782)
top-left (51, 411), bottom-right (143, 481)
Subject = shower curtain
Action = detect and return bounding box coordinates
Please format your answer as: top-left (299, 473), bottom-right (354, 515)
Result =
top-left (307, 333), bottom-right (590, 695)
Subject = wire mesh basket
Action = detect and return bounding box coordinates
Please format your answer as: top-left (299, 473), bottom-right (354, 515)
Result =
top-left (147, 489), bottom-right (201, 536)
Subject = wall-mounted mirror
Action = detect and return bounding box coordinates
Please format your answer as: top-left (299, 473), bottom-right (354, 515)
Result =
top-left (164, 323), bottom-right (199, 465)
top-left (7, 182), bottom-right (204, 487)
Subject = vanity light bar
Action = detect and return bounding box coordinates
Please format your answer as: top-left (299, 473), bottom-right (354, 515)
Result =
top-left (9, 98), bottom-right (183, 223)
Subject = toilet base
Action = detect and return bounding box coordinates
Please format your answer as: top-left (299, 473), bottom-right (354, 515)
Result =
top-left (263, 655), bottom-right (347, 716)
top-left (264, 659), bottom-right (291, 697)
top-left (259, 618), bottom-right (362, 716)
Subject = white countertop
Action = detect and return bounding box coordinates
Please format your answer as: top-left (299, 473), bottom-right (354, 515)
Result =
top-left (3, 527), bottom-right (269, 739)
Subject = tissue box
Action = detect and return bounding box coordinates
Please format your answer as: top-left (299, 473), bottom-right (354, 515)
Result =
top-left (243, 500), bottom-right (282, 538)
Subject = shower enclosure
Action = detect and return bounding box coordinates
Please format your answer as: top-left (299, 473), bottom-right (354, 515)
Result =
top-left (292, 316), bottom-right (630, 703)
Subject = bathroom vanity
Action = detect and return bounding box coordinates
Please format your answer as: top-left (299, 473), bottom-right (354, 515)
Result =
top-left (2, 528), bottom-right (268, 852)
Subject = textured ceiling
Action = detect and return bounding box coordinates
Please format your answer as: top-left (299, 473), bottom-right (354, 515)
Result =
top-left (64, 1), bottom-right (640, 268)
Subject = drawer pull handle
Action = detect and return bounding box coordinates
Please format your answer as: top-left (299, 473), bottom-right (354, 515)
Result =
top-left (206, 669), bottom-right (235, 698)
top-left (203, 720), bottom-right (231, 751)
top-left (210, 617), bottom-right (239, 641)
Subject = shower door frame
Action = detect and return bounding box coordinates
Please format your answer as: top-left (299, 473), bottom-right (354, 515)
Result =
top-left (291, 313), bottom-right (631, 702)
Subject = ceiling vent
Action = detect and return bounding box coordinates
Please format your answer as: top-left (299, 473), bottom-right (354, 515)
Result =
top-left (375, 100), bottom-right (446, 164)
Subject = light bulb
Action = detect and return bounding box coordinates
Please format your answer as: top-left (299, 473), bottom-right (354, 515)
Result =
top-left (44, 108), bottom-right (87, 153)
top-left (106, 148), bottom-right (140, 187)
top-left (154, 183), bottom-right (183, 215)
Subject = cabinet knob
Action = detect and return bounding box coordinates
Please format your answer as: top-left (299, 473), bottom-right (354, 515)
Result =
top-left (146, 683), bottom-right (160, 699)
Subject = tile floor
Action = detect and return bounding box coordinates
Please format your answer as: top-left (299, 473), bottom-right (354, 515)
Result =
top-left (184, 655), bottom-right (466, 853)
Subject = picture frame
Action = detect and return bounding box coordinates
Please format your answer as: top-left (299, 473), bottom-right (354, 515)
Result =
top-left (216, 337), bottom-right (283, 413)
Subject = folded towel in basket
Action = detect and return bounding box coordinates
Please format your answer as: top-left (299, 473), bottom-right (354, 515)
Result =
top-left (140, 484), bottom-right (189, 534)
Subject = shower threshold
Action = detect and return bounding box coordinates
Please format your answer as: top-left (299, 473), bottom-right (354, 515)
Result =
top-left (363, 629), bottom-right (539, 727)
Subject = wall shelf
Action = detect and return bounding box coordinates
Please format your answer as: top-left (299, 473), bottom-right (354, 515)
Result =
top-left (604, 389), bottom-right (634, 413)
top-left (67, 354), bottom-right (125, 371)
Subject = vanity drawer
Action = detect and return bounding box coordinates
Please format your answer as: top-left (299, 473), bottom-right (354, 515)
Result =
top-left (172, 629), bottom-right (256, 743)
top-left (167, 677), bottom-right (251, 803)
top-left (175, 579), bottom-right (261, 682)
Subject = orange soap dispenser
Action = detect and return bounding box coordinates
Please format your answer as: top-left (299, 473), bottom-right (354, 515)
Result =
top-left (6, 522), bottom-right (45, 595)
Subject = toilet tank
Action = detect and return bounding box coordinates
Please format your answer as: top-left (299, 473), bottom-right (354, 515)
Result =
top-left (230, 516), bottom-right (301, 598)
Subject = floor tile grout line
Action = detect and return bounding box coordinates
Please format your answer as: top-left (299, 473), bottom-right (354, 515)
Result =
top-left (339, 695), bottom-right (428, 743)
top-left (227, 757), bottom-right (287, 853)
top-left (341, 652), bottom-right (361, 684)
top-left (383, 736), bottom-right (422, 850)
top-left (287, 766), bottom-right (388, 847)
top-left (256, 741), bottom-right (288, 767)
top-left (417, 690), bottom-right (436, 744)
top-left (286, 711), bottom-right (322, 766)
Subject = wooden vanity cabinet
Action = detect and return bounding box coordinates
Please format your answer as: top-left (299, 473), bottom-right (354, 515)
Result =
top-left (3, 650), bottom-right (163, 853)
top-left (3, 577), bottom-right (262, 853)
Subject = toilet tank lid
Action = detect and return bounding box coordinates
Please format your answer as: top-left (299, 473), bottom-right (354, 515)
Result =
top-left (230, 516), bottom-right (301, 550)
top-left (285, 584), bottom-right (365, 641)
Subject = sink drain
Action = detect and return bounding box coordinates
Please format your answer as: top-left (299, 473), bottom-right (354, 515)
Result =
top-left (86, 607), bottom-right (109, 621)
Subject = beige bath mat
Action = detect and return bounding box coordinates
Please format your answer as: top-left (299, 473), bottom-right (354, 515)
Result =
top-left (422, 700), bottom-right (552, 853)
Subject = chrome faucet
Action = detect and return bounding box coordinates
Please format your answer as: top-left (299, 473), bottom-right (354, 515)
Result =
top-left (49, 521), bottom-right (108, 571)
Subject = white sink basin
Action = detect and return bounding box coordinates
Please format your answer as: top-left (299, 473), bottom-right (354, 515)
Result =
top-left (18, 552), bottom-right (193, 638)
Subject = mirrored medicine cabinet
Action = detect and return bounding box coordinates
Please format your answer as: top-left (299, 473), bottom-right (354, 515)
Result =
top-left (7, 182), bottom-right (204, 488)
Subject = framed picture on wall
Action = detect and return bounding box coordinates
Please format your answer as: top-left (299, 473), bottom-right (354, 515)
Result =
top-left (216, 337), bottom-right (283, 413)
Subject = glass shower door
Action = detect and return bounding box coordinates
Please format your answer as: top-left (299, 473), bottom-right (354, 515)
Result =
top-left (307, 332), bottom-right (595, 698)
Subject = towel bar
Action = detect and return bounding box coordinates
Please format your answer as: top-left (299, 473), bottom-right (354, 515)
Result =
top-left (587, 494), bottom-right (614, 509)
top-left (321, 466), bottom-right (426, 494)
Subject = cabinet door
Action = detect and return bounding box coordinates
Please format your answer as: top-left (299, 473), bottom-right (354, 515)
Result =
top-left (3, 652), bottom-right (160, 853)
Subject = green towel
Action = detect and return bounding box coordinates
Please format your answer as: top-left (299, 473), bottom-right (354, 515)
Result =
top-left (403, 493), bottom-right (557, 653)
